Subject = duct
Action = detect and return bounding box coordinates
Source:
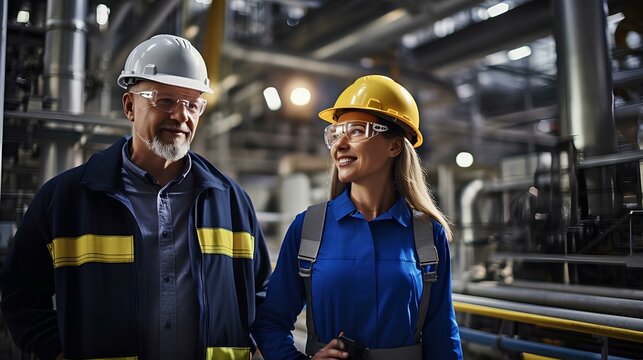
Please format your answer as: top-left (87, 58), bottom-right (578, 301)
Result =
top-left (41, 0), bottom-right (88, 183)
top-left (309, 0), bottom-right (482, 60)
top-left (412, 0), bottom-right (553, 71)
top-left (553, 0), bottom-right (618, 217)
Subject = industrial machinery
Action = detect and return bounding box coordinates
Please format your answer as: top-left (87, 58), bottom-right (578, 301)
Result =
top-left (1, 0), bottom-right (643, 359)
top-left (451, 1), bottom-right (643, 357)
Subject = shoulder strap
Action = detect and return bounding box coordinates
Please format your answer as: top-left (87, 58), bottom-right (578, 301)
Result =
top-left (298, 202), bottom-right (327, 355)
top-left (298, 205), bottom-right (439, 353)
top-left (412, 211), bottom-right (438, 343)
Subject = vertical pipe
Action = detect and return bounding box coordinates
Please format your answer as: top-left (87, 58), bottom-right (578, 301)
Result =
top-left (43, 0), bottom-right (87, 113)
top-left (40, 0), bottom-right (87, 183)
top-left (0, 0), bottom-right (7, 198)
top-left (553, 0), bottom-right (618, 216)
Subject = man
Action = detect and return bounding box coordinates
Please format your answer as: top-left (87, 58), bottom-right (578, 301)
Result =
top-left (0, 34), bottom-right (271, 360)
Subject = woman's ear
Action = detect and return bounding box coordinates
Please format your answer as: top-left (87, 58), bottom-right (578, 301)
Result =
top-left (122, 93), bottom-right (134, 121)
top-left (389, 137), bottom-right (403, 157)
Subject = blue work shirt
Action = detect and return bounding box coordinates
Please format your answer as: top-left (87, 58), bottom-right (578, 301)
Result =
top-left (121, 142), bottom-right (198, 360)
top-left (252, 190), bottom-right (463, 360)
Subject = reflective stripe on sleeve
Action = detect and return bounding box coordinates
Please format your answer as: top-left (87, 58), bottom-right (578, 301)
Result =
top-left (197, 228), bottom-right (254, 259)
top-left (48, 234), bottom-right (134, 268)
top-left (206, 347), bottom-right (251, 359)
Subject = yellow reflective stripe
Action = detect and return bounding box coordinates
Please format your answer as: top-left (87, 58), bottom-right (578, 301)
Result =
top-left (197, 228), bottom-right (254, 259)
top-left (65, 357), bottom-right (138, 360)
top-left (522, 354), bottom-right (557, 360)
top-left (206, 347), bottom-right (250, 360)
top-left (48, 234), bottom-right (134, 268)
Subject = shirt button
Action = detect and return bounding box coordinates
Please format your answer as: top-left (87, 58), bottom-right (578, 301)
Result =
top-left (164, 276), bottom-right (170, 283)
top-left (162, 231), bottom-right (168, 237)
top-left (164, 321), bottom-right (172, 330)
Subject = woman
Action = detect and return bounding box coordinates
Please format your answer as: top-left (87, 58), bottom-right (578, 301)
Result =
top-left (252, 75), bottom-right (462, 359)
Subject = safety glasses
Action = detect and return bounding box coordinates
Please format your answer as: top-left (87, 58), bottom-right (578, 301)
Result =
top-left (130, 90), bottom-right (207, 116)
top-left (323, 120), bottom-right (389, 149)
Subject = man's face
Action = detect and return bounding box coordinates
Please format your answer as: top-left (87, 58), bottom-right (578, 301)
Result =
top-left (123, 81), bottom-right (204, 161)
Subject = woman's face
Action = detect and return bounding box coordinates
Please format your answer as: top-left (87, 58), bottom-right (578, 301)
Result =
top-left (330, 111), bottom-right (402, 186)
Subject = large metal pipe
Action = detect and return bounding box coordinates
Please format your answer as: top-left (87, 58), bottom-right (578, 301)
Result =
top-left (41, 0), bottom-right (87, 183)
top-left (454, 293), bottom-right (643, 333)
top-left (460, 328), bottom-right (630, 360)
top-left (0, 0), bottom-right (7, 198)
top-left (460, 282), bottom-right (643, 319)
top-left (553, 0), bottom-right (618, 217)
top-left (43, 0), bottom-right (87, 113)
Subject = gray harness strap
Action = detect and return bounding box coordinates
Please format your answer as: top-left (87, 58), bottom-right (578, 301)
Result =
top-left (297, 202), bottom-right (327, 355)
top-left (298, 202), bottom-right (438, 358)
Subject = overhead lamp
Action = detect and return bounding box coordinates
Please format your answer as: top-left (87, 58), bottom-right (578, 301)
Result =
top-left (290, 87), bottom-right (311, 106)
top-left (263, 87), bottom-right (282, 111)
top-left (17, 10), bottom-right (30, 23)
top-left (486, 3), bottom-right (509, 18)
top-left (456, 152), bottom-right (474, 168)
top-left (96, 4), bottom-right (110, 27)
top-left (507, 45), bottom-right (532, 61)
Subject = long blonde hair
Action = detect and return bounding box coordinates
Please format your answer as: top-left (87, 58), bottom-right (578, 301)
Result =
top-left (329, 136), bottom-right (453, 241)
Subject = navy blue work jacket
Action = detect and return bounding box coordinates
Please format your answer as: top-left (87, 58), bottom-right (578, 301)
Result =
top-left (0, 137), bottom-right (272, 360)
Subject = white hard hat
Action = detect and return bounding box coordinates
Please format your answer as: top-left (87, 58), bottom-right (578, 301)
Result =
top-left (117, 34), bottom-right (213, 94)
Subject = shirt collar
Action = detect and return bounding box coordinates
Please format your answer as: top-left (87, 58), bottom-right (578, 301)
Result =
top-left (331, 188), bottom-right (412, 227)
top-left (121, 139), bottom-right (191, 186)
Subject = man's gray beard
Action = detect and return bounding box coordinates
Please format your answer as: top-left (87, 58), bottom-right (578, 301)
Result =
top-left (138, 132), bottom-right (190, 161)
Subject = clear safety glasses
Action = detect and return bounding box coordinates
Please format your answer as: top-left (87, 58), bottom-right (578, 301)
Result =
top-left (130, 90), bottom-right (207, 116)
top-left (323, 120), bottom-right (389, 149)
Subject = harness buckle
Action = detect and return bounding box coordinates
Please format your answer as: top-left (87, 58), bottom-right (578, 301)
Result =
top-left (423, 270), bottom-right (438, 283)
top-left (298, 255), bottom-right (315, 278)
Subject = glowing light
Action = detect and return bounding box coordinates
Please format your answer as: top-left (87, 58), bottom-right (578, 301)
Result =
top-left (508, 46), bottom-right (532, 61)
top-left (17, 10), bottom-right (30, 23)
top-left (487, 3), bottom-right (509, 18)
top-left (263, 87), bottom-right (282, 111)
top-left (456, 152), bottom-right (474, 168)
top-left (96, 4), bottom-right (110, 26)
top-left (290, 87), bottom-right (311, 106)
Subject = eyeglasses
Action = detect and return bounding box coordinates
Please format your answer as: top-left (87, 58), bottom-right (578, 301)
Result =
top-left (130, 90), bottom-right (207, 116)
top-left (323, 120), bottom-right (389, 149)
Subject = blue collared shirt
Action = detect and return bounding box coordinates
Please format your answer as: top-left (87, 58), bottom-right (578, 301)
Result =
top-left (253, 189), bottom-right (462, 359)
top-left (121, 142), bottom-right (199, 360)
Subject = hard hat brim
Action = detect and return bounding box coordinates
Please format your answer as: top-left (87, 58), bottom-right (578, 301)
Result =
top-left (118, 73), bottom-right (214, 94)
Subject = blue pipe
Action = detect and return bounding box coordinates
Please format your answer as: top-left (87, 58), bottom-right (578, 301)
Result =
top-left (460, 327), bottom-right (631, 360)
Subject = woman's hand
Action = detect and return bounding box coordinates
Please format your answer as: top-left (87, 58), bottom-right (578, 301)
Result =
top-left (311, 339), bottom-right (348, 359)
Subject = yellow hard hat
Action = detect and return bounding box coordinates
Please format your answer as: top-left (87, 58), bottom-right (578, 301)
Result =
top-left (318, 75), bottom-right (423, 147)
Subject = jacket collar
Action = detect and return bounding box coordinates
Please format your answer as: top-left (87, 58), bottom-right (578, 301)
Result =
top-left (330, 188), bottom-right (411, 227)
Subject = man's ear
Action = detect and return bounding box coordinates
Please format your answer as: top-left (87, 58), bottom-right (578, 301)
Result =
top-left (389, 137), bottom-right (403, 157)
top-left (122, 93), bottom-right (134, 121)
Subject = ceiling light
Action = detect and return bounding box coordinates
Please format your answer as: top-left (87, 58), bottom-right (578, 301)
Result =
top-left (487, 3), bottom-right (509, 18)
top-left (290, 87), bottom-right (311, 106)
top-left (263, 87), bottom-right (282, 111)
top-left (456, 152), bottom-right (474, 168)
top-left (507, 46), bottom-right (532, 61)
top-left (17, 10), bottom-right (30, 23)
